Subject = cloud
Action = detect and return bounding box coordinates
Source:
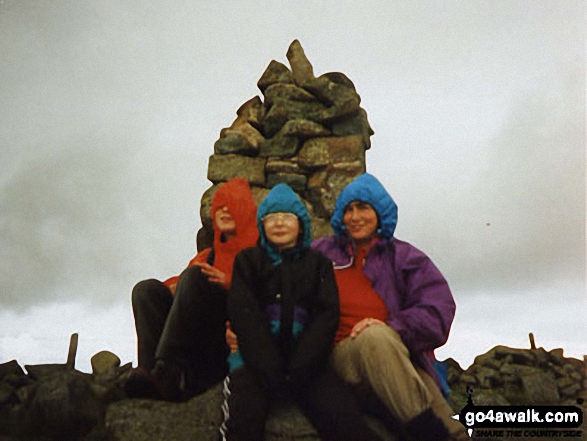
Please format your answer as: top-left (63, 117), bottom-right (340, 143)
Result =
top-left (0, 143), bottom-right (134, 309)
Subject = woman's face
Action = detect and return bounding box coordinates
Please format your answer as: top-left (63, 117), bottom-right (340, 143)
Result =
top-left (342, 201), bottom-right (378, 246)
top-left (262, 212), bottom-right (300, 251)
top-left (214, 206), bottom-right (237, 239)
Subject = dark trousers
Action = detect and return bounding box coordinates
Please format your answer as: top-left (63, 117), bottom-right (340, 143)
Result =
top-left (220, 367), bottom-right (384, 441)
top-left (131, 266), bottom-right (229, 397)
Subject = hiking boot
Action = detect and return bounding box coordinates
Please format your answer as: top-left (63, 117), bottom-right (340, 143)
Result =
top-left (124, 360), bottom-right (183, 402)
top-left (405, 408), bottom-right (450, 441)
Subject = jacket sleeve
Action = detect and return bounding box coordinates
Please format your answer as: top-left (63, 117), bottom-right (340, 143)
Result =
top-left (388, 245), bottom-right (455, 354)
top-left (162, 248), bottom-right (211, 287)
top-left (287, 254), bottom-right (339, 384)
top-left (228, 250), bottom-right (283, 391)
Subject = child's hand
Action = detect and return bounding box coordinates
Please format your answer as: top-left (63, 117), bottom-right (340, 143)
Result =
top-left (350, 318), bottom-right (386, 339)
top-left (225, 321), bottom-right (239, 353)
top-left (194, 262), bottom-right (226, 287)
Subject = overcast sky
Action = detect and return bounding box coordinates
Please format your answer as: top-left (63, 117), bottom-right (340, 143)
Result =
top-left (0, 0), bottom-right (585, 372)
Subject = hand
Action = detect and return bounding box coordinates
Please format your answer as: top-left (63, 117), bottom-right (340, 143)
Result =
top-left (194, 262), bottom-right (226, 287)
top-left (225, 321), bottom-right (239, 353)
top-left (350, 318), bottom-right (386, 339)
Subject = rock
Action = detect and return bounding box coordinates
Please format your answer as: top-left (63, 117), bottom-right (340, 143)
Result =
top-left (214, 129), bottom-right (261, 156)
top-left (519, 372), bottom-right (560, 404)
top-left (24, 363), bottom-right (68, 380)
top-left (207, 154), bottom-right (266, 186)
top-left (280, 119), bottom-right (330, 139)
top-left (264, 83), bottom-right (317, 108)
top-left (29, 370), bottom-right (103, 440)
top-left (236, 96), bottom-right (266, 129)
top-left (301, 75), bottom-right (361, 123)
top-left (91, 351), bottom-right (120, 384)
top-left (263, 99), bottom-right (326, 138)
top-left (286, 40), bottom-right (315, 86)
top-left (257, 60), bottom-right (293, 92)
top-left (331, 108), bottom-right (374, 149)
top-left (259, 130), bottom-right (301, 158)
top-left (299, 140), bottom-right (330, 169)
top-left (310, 217), bottom-right (333, 240)
top-left (266, 157), bottom-right (302, 174)
top-left (0, 360), bottom-right (25, 381)
top-left (266, 172), bottom-right (307, 192)
top-left (106, 384), bottom-right (395, 441)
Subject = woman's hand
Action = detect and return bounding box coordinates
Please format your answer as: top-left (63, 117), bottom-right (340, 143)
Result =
top-left (225, 321), bottom-right (239, 353)
top-left (194, 262), bottom-right (226, 287)
top-left (350, 317), bottom-right (386, 339)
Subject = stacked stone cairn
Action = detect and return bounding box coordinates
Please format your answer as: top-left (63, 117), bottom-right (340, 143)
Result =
top-left (198, 39), bottom-right (373, 249)
top-left (445, 340), bottom-right (585, 409)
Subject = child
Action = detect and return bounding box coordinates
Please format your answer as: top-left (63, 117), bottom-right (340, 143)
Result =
top-left (127, 177), bottom-right (258, 400)
top-left (219, 183), bottom-right (382, 441)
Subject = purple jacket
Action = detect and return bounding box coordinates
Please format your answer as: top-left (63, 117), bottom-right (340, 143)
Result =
top-left (312, 235), bottom-right (456, 383)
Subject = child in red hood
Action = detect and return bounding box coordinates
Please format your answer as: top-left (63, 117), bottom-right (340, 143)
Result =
top-left (127, 177), bottom-right (258, 401)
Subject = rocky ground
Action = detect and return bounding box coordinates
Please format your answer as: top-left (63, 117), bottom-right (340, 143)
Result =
top-left (0, 340), bottom-right (584, 441)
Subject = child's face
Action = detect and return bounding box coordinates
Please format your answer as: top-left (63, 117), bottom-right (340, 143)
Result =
top-left (262, 212), bottom-right (300, 251)
top-left (214, 206), bottom-right (237, 239)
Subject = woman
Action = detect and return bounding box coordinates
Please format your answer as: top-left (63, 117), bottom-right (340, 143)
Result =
top-left (312, 173), bottom-right (467, 441)
top-left (128, 177), bottom-right (258, 400)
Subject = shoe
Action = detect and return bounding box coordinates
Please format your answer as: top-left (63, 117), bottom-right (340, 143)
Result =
top-left (124, 361), bottom-right (183, 402)
top-left (405, 408), bottom-right (450, 441)
top-left (124, 367), bottom-right (159, 399)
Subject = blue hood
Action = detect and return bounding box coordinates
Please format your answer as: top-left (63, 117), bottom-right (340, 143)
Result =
top-left (331, 173), bottom-right (398, 241)
top-left (257, 183), bottom-right (312, 264)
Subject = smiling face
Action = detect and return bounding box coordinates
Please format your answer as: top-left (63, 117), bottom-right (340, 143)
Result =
top-left (214, 206), bottom-right (237, 239)
top-left (262, 212), bottom-right (300, 251)
top-left (342, 200), bottom-right (379, 247)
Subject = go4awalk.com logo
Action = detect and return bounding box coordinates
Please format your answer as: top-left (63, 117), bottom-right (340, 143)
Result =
top-left (452, 387), bottom-right (584, 438)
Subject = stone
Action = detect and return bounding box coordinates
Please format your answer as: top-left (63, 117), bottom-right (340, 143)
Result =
top-left (0, 360), bottom-right (25, 381)
top-left (325, 135), bottom-right (365, 163)
top-left (259, 131), bottom-right (300, 158)
top-left (266, 157), bottom-right (302, 174)
top-left (91, 351), bottom-right (120, 383)
top-left (24, 363), bottom-right (67, 380)
top-left (263, 99), bottom-right (326, 138)
top-left (207, 154), bottom-right (266, 186)
top-left (257, 60), bottom-right (293, 92)
top-left (286, 40), bottom-right (315, 86)
top-left (299, 140), bottom-right (330, 169)
top-left (105, 383), bottom-right (395, 441)
top-left (264, 83), bottom-right (317, 108)
top-left (281, 119), bottom-right (330, 139)
top-left (310, 217), bottom-right (333, 240)
top-left (321, 72), bottom-right (357, 90)
top-left (236, 96), bottom-right (266, 129)
top-left (0, 381), bottom-right (15, 406)
top-left (31, 370), bottom-right (104, 440)
top-left (331, 108), bottom-right (374, 150)
top-left (520, 372), bottom-right (560, 405)
top-left (331, 160), bottom-right (366, 174)
top-left (301, 76), bottom-right (361, 124)
top-left (214, 130), bottom-right (260, 156)
top-left (266, 173), bottom-right (307, 192)
top-left (251, 186), bottom-right (271, 206)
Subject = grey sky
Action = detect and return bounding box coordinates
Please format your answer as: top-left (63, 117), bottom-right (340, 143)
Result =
top-left (0, 0), bottom-right (584, 369)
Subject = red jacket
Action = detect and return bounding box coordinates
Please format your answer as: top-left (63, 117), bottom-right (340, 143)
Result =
top-left (164, 178), bottom-right (258, 291)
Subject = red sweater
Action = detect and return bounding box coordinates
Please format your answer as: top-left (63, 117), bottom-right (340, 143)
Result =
top-left (334, 245), bottom-right (388, 343)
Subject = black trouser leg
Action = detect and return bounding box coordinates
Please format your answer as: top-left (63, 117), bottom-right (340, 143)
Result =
top-left (156, 265), bottom-right (229, 396)
top-left (220, 368), bottom-right (269, 441)
top-left (131, 279), bottom-right (173, 370)
top-left (295, 368), bottom-right (384, 441)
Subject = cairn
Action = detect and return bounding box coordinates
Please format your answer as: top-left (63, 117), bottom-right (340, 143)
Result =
top-left (198, 39), bottom-right (374, 250)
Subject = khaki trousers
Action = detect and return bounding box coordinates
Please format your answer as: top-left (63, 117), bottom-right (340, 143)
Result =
top-left (331, 325), bottom-right (468, 440)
